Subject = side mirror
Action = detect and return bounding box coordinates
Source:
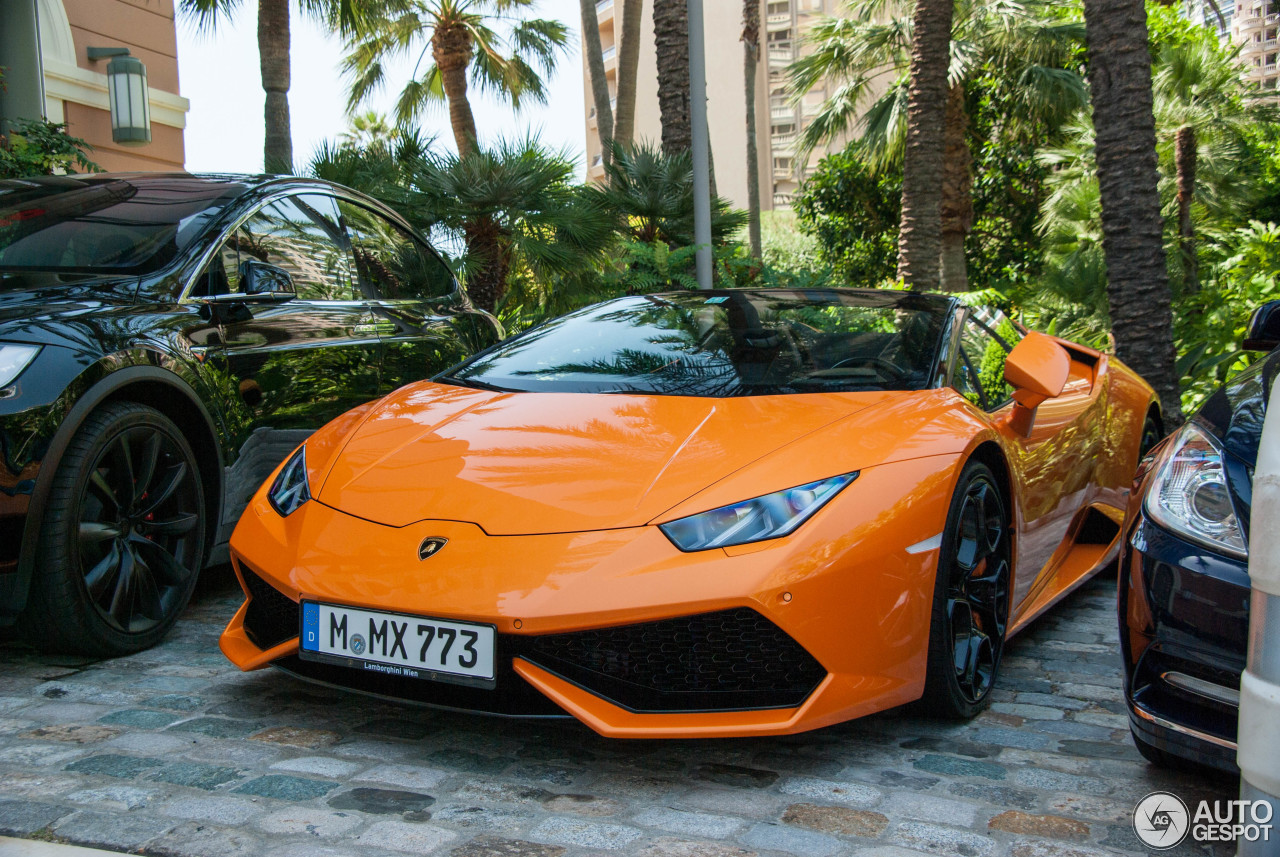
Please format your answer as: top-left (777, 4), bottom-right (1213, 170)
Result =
top-left (240, 260), bottom-right (295, 301)
top-left (1002, 331), bottom-right (1071, 437)
top-left (1244, 300), bottom-right (1280, 352)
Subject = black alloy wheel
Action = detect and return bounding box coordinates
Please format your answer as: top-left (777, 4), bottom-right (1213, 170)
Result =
top-left (21, 402), bottom-right (206, 656)
top-left (921, 460), bottom-right (1012, 718)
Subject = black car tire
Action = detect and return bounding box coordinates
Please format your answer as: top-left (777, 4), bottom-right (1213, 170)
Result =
top-left (920, 459), bottom-right (1013, 719)
top-left (20, 402), bottom-right (206, 656)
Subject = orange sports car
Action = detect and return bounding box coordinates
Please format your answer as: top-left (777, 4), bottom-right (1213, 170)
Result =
top-left (219, 289), bottom-right (1158, 737)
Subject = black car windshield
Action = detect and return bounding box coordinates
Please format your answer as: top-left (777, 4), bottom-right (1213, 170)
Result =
top-left (0, 176), bottom-right (245, 279)
top-left (443, 290), bottom-right (951, 396)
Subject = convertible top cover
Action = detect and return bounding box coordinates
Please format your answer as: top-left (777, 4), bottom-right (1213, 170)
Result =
top-left (444, 289), bottom-right (953, 397)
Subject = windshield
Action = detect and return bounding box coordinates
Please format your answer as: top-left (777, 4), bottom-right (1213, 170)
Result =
top-left (444, 290), bottom-right (951, 397)
top-left (0, 176), bottom-right (246, 279)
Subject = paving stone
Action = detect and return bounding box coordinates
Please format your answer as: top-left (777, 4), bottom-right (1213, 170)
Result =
top-left (912, 754), bottom-right (1007, 780)
top-left (359, 819), bottom-right (459, 853)
top-left (356, 763), bottom-right (450, 791)
top-left (133, 676), bottom-right (211, 693)
top-left (448, 835), bottom-right (566, 857)
top-left (182, 739), bottom-right (282, 767)
top-left (947, 782), bottom-right (1041, 810)
top-left (256, 806), bottom-right (363, 836)
top-left (103, 731), bottom-right (195, 755)
top-left (508, 762), bottom-right (575, 786)
top-left (631, 806), bottom-right (745, 839)
top-left (269, 755), bottom-right (364, 778)
top-left (0, 798), bottom-right (71, 836)
top-left (250, 725), bottom-right (341, 748)
top-left (989, 810), bottom-right (1090, 839)
top-left (779, 776), bottom-right (881, 806)
top-left (423, 749), bottom-right (511, 775)
top-left (21, 702), bottom-right (116, 723)
top-left (456, 782), bottom-right (554, 806)
top-left (143, 694), bottom-right (206, 711)
top-left (329, 787), bottom-right (436, 815)
top-left (1031, 720), bottom-right (1115, 740)
top-left (149, 761), bottom-right (242, 790)
top-left (991, 703), bottom-right (1066, 721)
top-left (542, 793), bottom-right (624, 816)
top-left (1044, 794), bottom-right (1132, 823)
top-left (690, 763), bottom-right (779, 788)
top-left (634, 838), bottom-right (757, 857)
top-left (1015, 693), bottom-right (1090, 710)
top-left (529, 816), bottom-right (643, 850)
top-left (98, 709), bottom-right (180, 729)
top-left (0, 771), bottom-right (83, 799)
top-left (144, 820), bottom-right (265, 857)
top-left (882, 791), bottom-right (978, 827)
top-left (677, 787), bottom-right (783, 818)
top-left (894, 821), bottom-right (999, 857)
top-left (590, 773), bottom-right (680, 800)
top-left (851, 848), bottom-right (934, 857)
top-left (167, 717), bottom-right (262, 739)
top-left (1057, 739), bottom-right (1138, 760)
top-left (899, 736), bottom-right (996, 758)
top-left (51, 809), bottom-right (175, 851)
top-left (66, 784), bottom-right (158, 810)
top-left (21, 724), bottom-right (120, 744)
top-left (783, 802), bottom-right (889, 837)
top-left (65, 753), bottom-right (163, 778)
top-left (1009, 843), bottom-right (1127, 857)
top-left (160, 794), bottom-right (264, 826)
top-left (1012, 768), bottom-right (1110, 796)
top-left (356, 717), bottom-right (434, 741)
top-left (0, 743), bottom-right (87, 767)
top-left (433, 805), bottom-right (533, 833)
top-left (233, 774), bottom-right (336, 801)
top-left (871, 770), bottom-right (940, 791)
top-left (741, 821), bottom-right (844, 856)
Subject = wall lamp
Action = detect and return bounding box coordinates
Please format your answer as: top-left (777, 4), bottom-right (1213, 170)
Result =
top-left (87, 46), bottom-right (151, 146)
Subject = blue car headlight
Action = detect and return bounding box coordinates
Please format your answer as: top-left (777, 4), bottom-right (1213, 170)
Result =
top-left (660, 472), bottom-right (858, 552)
top-left (1145, 421), bottom-right (1247, 558)
top-left (268, 447), bottom-right (311, 517)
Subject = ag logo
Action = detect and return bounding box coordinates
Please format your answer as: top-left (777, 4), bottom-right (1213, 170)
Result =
top-left (349, 634), bottom-right (366, 656)
top-left (419, 537), bottom-right (448, 560)
top-left (1134, 791), bottom-right (1190, 849)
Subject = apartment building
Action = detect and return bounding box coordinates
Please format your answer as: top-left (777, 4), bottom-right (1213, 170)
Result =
top-left (1232, 0), bottom-right (1280, 92)
top-left (1183, 0), bottom-right (1234, 38)
top-left (0, 0), bottom-right (188, 170)
top-left (581, 0), bottom-right (855, 211)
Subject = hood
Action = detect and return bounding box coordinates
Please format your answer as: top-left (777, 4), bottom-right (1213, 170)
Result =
top-left (316, 381), bottom-right (896, 534)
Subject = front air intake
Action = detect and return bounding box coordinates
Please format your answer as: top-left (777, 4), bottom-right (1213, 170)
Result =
top-left (240, 564), bottom-right (300, 650)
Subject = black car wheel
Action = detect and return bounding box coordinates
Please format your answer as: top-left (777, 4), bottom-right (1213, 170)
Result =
top-left (921, 460), bottom-right (1012, 718)
top-left (21, 402), bottom-right (206, 656)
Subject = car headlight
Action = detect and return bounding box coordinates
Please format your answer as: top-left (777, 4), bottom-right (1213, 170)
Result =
top-left (660, 472), bottom-right (858, 552)
top-left (268, 447), bottom-right (311, 517)
top-left (1145, 421), bottom-right (1247, 558)
top-left (0, 344), bottom-right (40, 388)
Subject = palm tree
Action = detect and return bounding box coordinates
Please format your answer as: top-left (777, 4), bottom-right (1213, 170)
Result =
top-left (613, 0), bottom-right (644, 150)
top-left (790, 0), bottom-right (1087, 291)
top-left (743, 0), bottom-right (763, 259)
top-left (652, 0), bottom-right (691, 155)
top-left (581, 0), bottom-right (614, 169)
top-left (180, 0), bottom-right (370, 173)
top-left (1081, 0), bottom-right (1182, 424)
top-left (343, 0), bottom-right (568, 156)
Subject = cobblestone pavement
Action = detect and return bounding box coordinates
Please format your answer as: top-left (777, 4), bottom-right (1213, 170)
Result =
top-left (0, 569), bottom-right (1236, 857)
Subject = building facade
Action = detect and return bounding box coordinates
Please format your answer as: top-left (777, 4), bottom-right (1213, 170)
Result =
top-left (582, 0), bottom-right (855, 211)
top-left (1232, 0), bottom-right (1280, 93)
top-left (0, 0), bottom-right (188, 171)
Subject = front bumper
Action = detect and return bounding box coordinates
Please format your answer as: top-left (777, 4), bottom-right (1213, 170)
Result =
top-left (1119, 511), bottom-right (1250, 773)
top-left (220, 454), bottom-right (959, 738)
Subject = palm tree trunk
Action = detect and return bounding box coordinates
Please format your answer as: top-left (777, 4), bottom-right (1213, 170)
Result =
top-left (1082, 0), bottom-right (1183, 424)
top-left (895, 0), bottom-right (953, 289)
top-left (743, 0), bottom-right (762, 260)
top-left (653, 0), bottom-right (691, 155)
top-left (464, 218), bottom-right (509, 314)
top-left (433, 23), bottom-right (479, 156)
top-left (581, 0), bottom-right (614, 170)
top-left (1175, 123), bottom-right (1198, 293)
top-left (259, 0), bottom-right (292, 173)
top-left (614, 0), bottom-right (643, 150)
top-left (939, 83), bottom-right (973, 293)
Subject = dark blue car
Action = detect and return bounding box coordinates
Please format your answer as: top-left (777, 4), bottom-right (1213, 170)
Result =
top-left (1118, 302), bottom-right (1280, 773)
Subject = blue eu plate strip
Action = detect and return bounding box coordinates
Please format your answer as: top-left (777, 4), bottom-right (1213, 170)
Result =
top-left (301, 602), bottom-right (319, 651)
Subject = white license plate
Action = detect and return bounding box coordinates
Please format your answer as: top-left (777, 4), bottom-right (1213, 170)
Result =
top-left (299, 602), bottom-right (496, 686)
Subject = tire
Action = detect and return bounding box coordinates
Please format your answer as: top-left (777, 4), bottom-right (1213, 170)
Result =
top-left (19, 402), bottom-right (206, 656)
top-left (1139, 413), bottom-right (1163, 458)
top-left (920, 459), bottom-right (1013, 719)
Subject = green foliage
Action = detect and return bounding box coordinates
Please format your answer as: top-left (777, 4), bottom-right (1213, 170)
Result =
top-left (0, 119), bottom-right (99, 179)
top-left (793, 148), bottom-right (900, 287)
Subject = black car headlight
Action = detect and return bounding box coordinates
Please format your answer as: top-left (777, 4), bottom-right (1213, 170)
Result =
top-left (1145, 422), bottom-right (1247, 558)
top-left (268, 447), bottom-right (311, 517)
top-left (660, 472), bottom-right (858, 552)
top-left (0, 344), bottom-right (40, 389)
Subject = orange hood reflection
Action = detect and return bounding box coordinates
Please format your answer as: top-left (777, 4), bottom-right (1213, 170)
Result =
top-left (315, 381), bottom-right (896, 533)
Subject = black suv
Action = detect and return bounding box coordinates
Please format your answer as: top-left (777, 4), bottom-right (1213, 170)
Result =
top-left (0, 173), bottom-right (501, 656)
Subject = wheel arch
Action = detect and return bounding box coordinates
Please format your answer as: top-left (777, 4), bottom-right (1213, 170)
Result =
top-left (7, 365), bottom-right (224, 620)
top-left (966, 440), bottom-right (1014, 527)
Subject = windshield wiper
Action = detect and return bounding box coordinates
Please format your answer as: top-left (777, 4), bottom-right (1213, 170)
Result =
top-left (438, 375), bottom-right (517, 393)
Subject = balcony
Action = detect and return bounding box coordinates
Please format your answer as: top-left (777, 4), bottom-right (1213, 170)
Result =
top-left (601, 45), bottom-right (617, 62)
top-left (768, 48), bottom-right (793, 68)
top-left (596, 0), bottom-right (613, 16)
top-left (771, 106), bottom-right (795, 121)
top-left (766, 13), bottom-right (791, 31)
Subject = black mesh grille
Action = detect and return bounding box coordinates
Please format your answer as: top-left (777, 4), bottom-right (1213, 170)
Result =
top-left (241, 564), bottom-right (299, 650)
top-left (524, 608), bottom-right (826, 712)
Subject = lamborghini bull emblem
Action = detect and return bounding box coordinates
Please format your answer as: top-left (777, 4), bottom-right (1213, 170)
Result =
top-left (418, 537), bottom-right (448, 560)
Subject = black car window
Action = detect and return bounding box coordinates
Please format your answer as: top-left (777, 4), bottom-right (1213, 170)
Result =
top-left (442, 291), bottom-right (949, 397)
top-left (232, 195), bottom-right (357, 302)
top-left (956, 307), bottom-right (1020, 409)
top-left (338, 200), bottom-right (455, 301)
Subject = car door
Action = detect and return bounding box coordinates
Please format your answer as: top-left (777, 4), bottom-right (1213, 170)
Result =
top-left (336, 199), bottom-right (499, 392)
top-left (194, 193), bottom-right (384, 543)
top-left (953, 307), bottom-right (1101, 614)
